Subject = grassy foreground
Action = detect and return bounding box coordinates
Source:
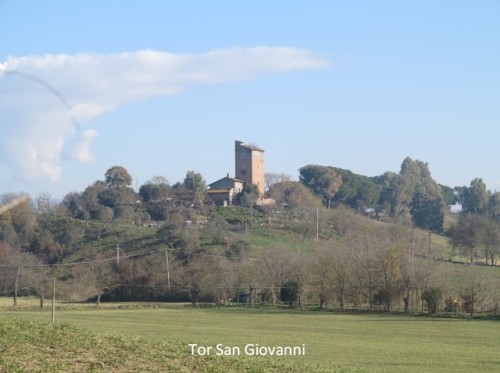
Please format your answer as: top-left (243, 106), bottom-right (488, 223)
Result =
top-left (1, 303), bottom-right (500, 372)
top-left (0, 318), bottom-right (354, 373)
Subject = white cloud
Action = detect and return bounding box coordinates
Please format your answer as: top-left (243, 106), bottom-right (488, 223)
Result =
top-left (0, 47), bottom-right (327, 184)
top-left (69, 130), bottom-right (98, 163)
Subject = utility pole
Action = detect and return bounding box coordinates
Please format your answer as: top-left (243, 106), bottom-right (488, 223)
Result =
top-left (428, 231), bottom-right (431, 259)
top-left (116, 244), bottom-right (120, 266)
top-left (165, 247), bottom-right (171, 289)
top-left (51, 276), bottom-right (56, 324)
top-left (14, 266), bottom-right (20, 306)
top-left (315, 207), bottom-right (319, 242)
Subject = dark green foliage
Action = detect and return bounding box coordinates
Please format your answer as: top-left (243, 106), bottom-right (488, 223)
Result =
top-left (299, 165), bottom-right (342, 208)
top-left (372, 171), bottom-right (401, 214)
top-left (97, 188), bottom-right (116, 208)
top-left (392, 158), bottom-right (445, 230)
top-left (244, 183), bottom-right (260, 196)
top-left (239, 183), bottom-right (260, 207)
top-left (410, 187), bottom-right (445, 232)
top-left (138, 180), bottom-right (174, 221)
top-left (373, 288), bottom-right (392, 311)
top-left (299, 159), bottom-right (446, 232)
top-left (104, 165), bottom-right (132, 188)
top-left (183, 170), bottom-right (207, 207)
top-left (461, 178), bottom-right (490, 214)
top-left (244, 183), bottom-right (259, 199)
top-left (80, 181), bottom-right (108, 220)
top-left (144, 200), bottom-right (171, 221)
top-left (439, 184), bottom-right (458, 206)
top-left (173, 173), bottom-right (208, 208)
top-left (331, 167), bottom-right (382, 209)
top-left (97, 187), bottom-right (137, 209)
top-left (31, 215), bottom-right (83, 260)
top-left (422, 287), bottom-right (442, 314)
top-left (280, 280), bottom-right (299, 307)
top-left (62, 192), bottom-right (85, 219)
top-left (139, 184), bottom-right (156, 202)
top-left (139, 182), bottom-right (172, 203)
top-left (489, 192), bottom-right (500, 222)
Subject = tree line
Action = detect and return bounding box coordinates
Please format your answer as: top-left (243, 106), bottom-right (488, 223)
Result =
top-left (1, 159), bottom-right (499, 316)
top-left (294, 158), bottom-right (500, 265)
top-left (297, 157), bottom-right (500, 233)
top-left (1, 207), bottom-right (498, 317)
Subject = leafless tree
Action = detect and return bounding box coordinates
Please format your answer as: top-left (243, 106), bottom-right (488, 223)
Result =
top-left (259, 246), bottom-right (290, 305)
top-left (72, 254), bottom-right (117, 305)
top-left (457, 265), bottom-right (488, 318)
top-left (211, 257), bottom-right (237, 304)
top-left (0, 243), bottom-right (40, 305)
top-left (330, 243), bottom-right (354, 311)
top-left (239, 256), bottom-right (262, 305)
top-left (264, 173), bottom-right (292, 194)
top-left (287, 250), bottom-right (311, 308)
top-left (177, 255), bottom-right (215, 306)
top-left (26, 260), bottom-right (52, 308)
top-left (309, 244), bottom-right (335, 309)
top-left (350, 228), bottom-right (382, 311)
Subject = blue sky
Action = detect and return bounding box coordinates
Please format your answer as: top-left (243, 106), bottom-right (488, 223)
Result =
top-left (1, 1), bottom-right (499, 198)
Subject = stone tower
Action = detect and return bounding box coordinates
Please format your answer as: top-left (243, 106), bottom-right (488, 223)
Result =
top-left (235, 140), bottom-right (265, 196)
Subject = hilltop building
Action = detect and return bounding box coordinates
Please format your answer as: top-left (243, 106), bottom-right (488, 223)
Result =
top-left (235, 140), bottom-right (265, 196)
top-left (207, 174), bottom-right (245, 207)
top-left (207, 140), bottom-right (265, 206)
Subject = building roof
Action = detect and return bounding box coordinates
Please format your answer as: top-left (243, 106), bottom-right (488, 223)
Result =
top-left (236, 140), bottom-right (264, 152)
top-left (208, 176), bottom-right (245, 188)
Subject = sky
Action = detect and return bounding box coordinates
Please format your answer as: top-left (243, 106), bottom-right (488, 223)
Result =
top-left (0, 0), bottom-right (499, 199)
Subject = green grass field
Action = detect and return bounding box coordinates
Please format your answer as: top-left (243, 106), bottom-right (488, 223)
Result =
top-left (1, 301), bottom-right (499, 372)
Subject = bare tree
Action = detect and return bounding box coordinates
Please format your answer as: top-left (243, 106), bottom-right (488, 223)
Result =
top-left (26, 260), bottom-right (52, 308)
top-left (178, 255), bottom-right (215, 306)
top-left (211, 257), bottom-right (237, 304)
top-left (309, 244), bottom-right (335, 309)
top-left (264, 173), bottom-right (291, 194)
top-left (287, 251), bottom-right (311, 308)
top-left (72, 254), bottom-right (117, 305)
top-left (331, 243), bottom-right (354, 311)
top-left (457, 266), bottom-right (487, 318)
top-left (259, 246), bottom-right (290, 305)
top-left (0, 243), bottom-right (40, 305)
top-left (36, 192), bottom-right (53, 216)
top-left (350, 229), bottom-right (382, 311)
top-left (240, 256), bottom-right (261, 305)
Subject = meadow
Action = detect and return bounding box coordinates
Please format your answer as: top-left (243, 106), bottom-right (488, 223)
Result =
top-left (1, 299), bottom-right (499, 372)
